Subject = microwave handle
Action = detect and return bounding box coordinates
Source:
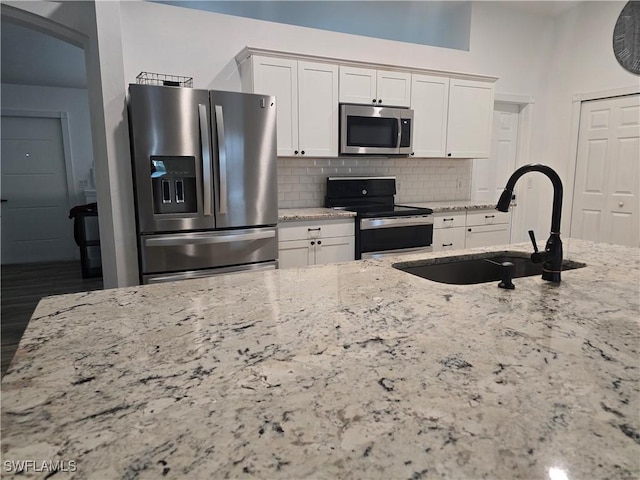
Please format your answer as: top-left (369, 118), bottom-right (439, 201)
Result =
top-left (396, 117), bottom-right (402, 149)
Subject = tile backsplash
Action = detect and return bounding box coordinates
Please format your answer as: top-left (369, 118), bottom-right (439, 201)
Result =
top-left (277, 157), bottom-right (472, 208)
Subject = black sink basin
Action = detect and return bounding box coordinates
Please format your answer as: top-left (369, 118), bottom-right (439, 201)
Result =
top-left (392, 251), bottom-right (586, 285)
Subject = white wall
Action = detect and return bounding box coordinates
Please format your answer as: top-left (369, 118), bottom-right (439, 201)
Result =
top-left (1, 83), bottom-right (94, 205)
top-left (119, 1), bottom-right (554, 94)
top-left (538, 1), bottom-right (639, 237)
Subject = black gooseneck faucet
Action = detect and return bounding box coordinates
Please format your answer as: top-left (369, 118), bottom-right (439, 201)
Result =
top-left (496, 164), bottom-right (563, 283)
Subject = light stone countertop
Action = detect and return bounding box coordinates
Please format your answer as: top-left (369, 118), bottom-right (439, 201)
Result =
top-left (278, 207), bottom-right (357, 222)
top-left (408, 201), bottom-right (499, 212)
top-left (278, 202), bottom-right (499, 221)
top-left (1, 239), bottom-right (639, 479)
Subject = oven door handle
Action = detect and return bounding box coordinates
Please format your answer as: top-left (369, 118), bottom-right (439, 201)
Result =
top-left (360, 216), bottom-right (433, 230)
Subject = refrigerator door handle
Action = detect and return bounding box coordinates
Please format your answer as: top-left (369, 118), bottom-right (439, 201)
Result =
top-left (145, 229), bottom-right (276, 247)
top-left (214, 104), bottom-right (228, 215)
top-left (198, 104), bottom-right (213, 216)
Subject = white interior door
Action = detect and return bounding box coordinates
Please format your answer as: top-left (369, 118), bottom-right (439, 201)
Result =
top-left (571, 94), bottom-right (640, 247)
top-left (472, 103), bottom-right (520, 202)
top-left (1, 115), bottom-right (77, 264)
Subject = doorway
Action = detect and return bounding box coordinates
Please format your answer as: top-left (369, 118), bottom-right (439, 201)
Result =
top-left (0, 16), bottom-right (102, 376)
top-left (1, 115), bottom-right (77, 263)
top-left (570, 94), bottom-right (640, 247)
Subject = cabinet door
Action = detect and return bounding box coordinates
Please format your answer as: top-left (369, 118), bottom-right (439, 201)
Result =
top-left (252, 56), bottom-right (298, 156)
top-left (411, 74), bottom-right (449, 157)
top-left (376, 70), bottom-right (412, 107)
top-left (278, 239), bottom-right (313, 269)
top-left (298, 61), bottom-right (339, 157)
top-left (446, 79), bottom-right (495, 158)
top-left (339, 66), bottom-right (377, 105)
top-left (433, 227), bottom-right (466, 251)
top-left (466, 210), bottom-right (511, 227)
top-left (465, 224), bottom-right (510, 249)
top-left (314, 236), bottom-right (355, 265)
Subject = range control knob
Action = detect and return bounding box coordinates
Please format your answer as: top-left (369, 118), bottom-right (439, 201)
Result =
top-left (362, 189), bottom-right (367, 195)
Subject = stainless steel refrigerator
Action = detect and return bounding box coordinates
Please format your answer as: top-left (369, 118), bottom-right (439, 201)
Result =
top-left (128, 84), bottom-right (278, 284)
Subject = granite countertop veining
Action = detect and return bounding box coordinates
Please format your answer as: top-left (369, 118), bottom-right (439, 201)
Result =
top-left (278, 202), bottom-right (497, 221)
top-left (408, 201), bottom-right (499, 213)
top-left (2, 239), bottom-right (639, 479)
top-left (278, 207), bottom-right (356, 222)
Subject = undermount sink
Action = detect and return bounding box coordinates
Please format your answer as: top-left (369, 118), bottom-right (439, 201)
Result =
top-left (392, 251), bottom-right (586, 285)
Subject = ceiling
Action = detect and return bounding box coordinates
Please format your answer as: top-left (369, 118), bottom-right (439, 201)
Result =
top-left (1, 19), bottom-right (87, 89)
top-left (0, 1), bottom-right (582, 90)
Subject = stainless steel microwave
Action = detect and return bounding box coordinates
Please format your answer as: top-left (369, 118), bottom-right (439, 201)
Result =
top-left (339, 103), bottom-right (414, 155)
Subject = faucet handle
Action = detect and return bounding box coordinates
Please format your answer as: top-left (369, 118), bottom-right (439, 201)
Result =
top-left (528, 230), bottom-right (539, 252)
top-left (529, 230), bottom-right (546, 263)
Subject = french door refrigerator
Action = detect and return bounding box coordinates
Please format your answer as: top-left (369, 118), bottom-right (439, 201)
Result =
top-left (128, 84), bottom-right (278, 284)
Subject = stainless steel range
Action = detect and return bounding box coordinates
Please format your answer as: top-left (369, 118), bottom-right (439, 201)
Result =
top-left (325, 177), bottom-right (433, 259)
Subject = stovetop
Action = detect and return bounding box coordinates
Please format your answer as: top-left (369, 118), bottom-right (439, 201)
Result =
top-left (331, 203), bottom-right (433, 218)
top-left (324, 176), bottom-right (433, 218)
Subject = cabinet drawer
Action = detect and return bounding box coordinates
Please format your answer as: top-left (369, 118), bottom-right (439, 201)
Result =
top-left (433, 212), bottom-right (466, 229)
top-left (465, 223), bottom-right (510, 249)
top-left (278, 219), bottom-right (355, 242)
top-left (466, 210), bottom-right (510, 226)
top-left (433, 227), bottom-right (465, 251)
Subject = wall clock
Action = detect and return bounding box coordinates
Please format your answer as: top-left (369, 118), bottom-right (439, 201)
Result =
top-left (613, 1), bottom-right (640, 75)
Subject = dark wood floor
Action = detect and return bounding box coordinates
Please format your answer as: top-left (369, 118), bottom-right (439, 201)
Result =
top-left (1, 261), bottom-right (103, 378)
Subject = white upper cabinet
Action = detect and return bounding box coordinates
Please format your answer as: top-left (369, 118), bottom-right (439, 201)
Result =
top-left (248, 56), bottom-right (298, 156)
top-left (411, 75), bottom-right (495, 158)
top-left (375, 70), bottom-right (412, 107)
top-left (245, 56), bottom-right (338, 157)
top-left (240, 49), bottom-right (497, 159)
top-left (446, 79), bottom-right (495, 158)
top-left (297, 61), bottom-right (339, 157)
top-left (338, 66), bottom-right (376, 105)
top-left (411, 74), bottom-right (450, 157)
top-left (339, 66), bottom-right (411, 107)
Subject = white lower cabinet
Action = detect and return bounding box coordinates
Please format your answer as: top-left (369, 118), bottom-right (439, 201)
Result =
top-left (465, 210), bottom-right (511, 248)
top-left (433, 209), bottom-right (511, 251)
top-left (278, 218), bottom-right (355, 269)
top-left (432, 212), bottom-right (466, 252)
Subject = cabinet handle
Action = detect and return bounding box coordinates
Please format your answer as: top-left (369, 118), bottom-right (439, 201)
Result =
top-left (294, 150), bottom-right (299, 155)
top-left (410, 152), bottom-right (415, 156)
top-left (310, 241), bottom-right (315, 246)
top-left (468, 228), bottom-right (472, 232)
top-left (485, 215), bottom-right (495, 219)
top-left (442, 243), bottom-right (453, 247)
top-left (447, 153), bottom-right (452, 157)
top-left (308, 227), bottom-right (321, 231)
top-left (317, 240), bottom-right (322, 245)
top-left (372, 99), bottom-right (377, 103)
top-left (301, 150), bottom-right (305, 155)
top-left (443, 218), bottom-right (454, 222)
top-left (377, 99), bottom-right (382, 104)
